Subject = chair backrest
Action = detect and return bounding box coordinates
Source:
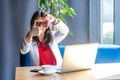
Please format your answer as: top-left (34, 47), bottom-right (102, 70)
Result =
top-left (20, 45), bottom-right (120, 66)
top-left (58, 45), bottom-right (65, 58)
top-left (20, 52), bottom-right (31, 66)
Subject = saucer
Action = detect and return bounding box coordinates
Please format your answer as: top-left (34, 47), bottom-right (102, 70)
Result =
top-left (38, 70), bottom-right (56, 75)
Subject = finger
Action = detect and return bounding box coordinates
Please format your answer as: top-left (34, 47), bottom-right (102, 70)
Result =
top-left (33, 21), bottom-right (37, 28)
top-left (36, 18), bottom-right (47, 22)
top-left (48, 14), bottom-right (54, 20)
top-left (47, 14), bottom-right (54, 23)
top-left (33, 21), bottom-right (40, 28)
top-left (32, 25), bottom-right (38, 30)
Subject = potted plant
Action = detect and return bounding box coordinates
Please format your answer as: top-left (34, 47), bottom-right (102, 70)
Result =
top-left (38, 0), bottom-right (76, 35)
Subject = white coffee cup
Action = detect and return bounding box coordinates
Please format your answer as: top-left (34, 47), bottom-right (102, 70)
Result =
top-left (41, 65), bottom-right (56, 74)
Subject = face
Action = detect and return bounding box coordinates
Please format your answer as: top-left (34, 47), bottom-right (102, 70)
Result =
top-left (34, 17), bottom-right (49, 33)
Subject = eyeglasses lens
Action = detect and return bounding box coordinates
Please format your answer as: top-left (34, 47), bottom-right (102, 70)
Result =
top-left (36, 22), bottom-right (47, 27)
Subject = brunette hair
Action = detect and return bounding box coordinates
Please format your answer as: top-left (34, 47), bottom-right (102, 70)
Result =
top-left (30, 10), bottom-right (52, 46)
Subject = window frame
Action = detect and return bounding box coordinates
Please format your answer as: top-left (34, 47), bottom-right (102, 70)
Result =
top-left (90, 0), bottom-right (120, 45)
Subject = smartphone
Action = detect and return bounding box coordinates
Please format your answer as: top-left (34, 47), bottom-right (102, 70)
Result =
top-left (30, 69), bottom-right (41, 72)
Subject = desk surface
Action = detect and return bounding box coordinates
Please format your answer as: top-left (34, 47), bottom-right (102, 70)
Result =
top-left (15, 63), bottom-right (120, 80)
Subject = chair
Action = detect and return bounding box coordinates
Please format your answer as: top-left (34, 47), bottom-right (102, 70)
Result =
top-left (20, 52), bottom-right (31, 66)
top-left (20, 45), bottom-right (120, 66)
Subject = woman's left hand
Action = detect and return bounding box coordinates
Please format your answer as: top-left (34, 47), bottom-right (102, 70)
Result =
top-left (46, 14), bottom-right (55, 24)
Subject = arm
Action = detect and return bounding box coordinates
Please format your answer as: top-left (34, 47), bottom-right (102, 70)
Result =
top-left (20, 29), bottom-right (36, 54)
top-left (20, 37), bottom-right (32, 54)
top-left (45, 14), bottom-right (69, 43)
top-left (20, 21), bottom-right (42, 54)
top-left (52, 18), bottom-right (69, 43)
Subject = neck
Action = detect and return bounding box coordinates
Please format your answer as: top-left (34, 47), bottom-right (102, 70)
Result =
top-left (38, 33), bottom-right (44, 42)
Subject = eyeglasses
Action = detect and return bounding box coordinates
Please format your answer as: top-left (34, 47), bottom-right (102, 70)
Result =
top-left (36, 22), bottom-right (48, 28)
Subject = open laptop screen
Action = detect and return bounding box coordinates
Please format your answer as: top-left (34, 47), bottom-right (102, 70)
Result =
top-left (57, 43), bottom-right (99, 73)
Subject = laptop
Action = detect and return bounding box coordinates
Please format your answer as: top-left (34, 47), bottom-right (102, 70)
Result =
top-left (57, 43), bottom-right (99, 73)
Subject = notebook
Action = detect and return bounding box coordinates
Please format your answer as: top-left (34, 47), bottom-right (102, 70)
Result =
top-left (57, 43), bottom-right (99, 73)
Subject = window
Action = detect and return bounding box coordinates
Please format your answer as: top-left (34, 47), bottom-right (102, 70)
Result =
top-left (101, 0), bottom-right (114, 44)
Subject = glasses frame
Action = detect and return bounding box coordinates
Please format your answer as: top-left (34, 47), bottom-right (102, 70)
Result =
top-left (36, 21), bottom-right (48, 28)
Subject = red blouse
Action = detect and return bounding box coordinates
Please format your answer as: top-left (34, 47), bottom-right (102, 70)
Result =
top-left (38, 41), bottom-right (56, 66)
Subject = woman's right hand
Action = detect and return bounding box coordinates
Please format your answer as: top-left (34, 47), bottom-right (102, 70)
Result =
top-left (29, 27), bottom-right (41, 37)
top-left (26, 21), bottom-right (42, 42)
top-left (29, 21), bottom-right (42, 37)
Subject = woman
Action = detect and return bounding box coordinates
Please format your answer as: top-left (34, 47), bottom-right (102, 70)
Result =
top-left (20, 9), bottom-right (69, 66)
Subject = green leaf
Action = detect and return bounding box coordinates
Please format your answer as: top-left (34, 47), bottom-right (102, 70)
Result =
top-left (69, 8), bottom-right (77, 15)
top-left (38, 0), bottom-right (46, 8)
top-left (68, 31), bottom-right (73, 36)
